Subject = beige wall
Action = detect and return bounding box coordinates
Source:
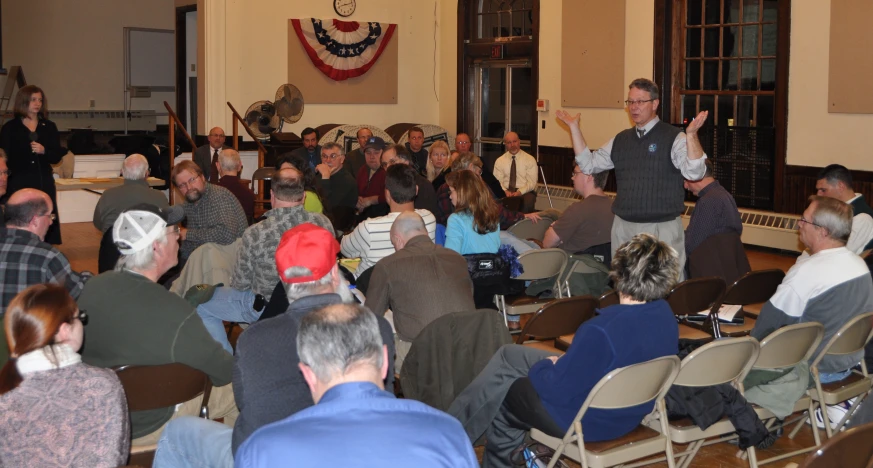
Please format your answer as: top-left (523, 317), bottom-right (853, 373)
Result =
top-left (786, 0), bottom-right (873, 171)
top-left (202, 0), bottom-right (456, 138)
top-left (1, 0), bottom-right (175, 112)
top-left (537, 0), bottom-right (653, 148)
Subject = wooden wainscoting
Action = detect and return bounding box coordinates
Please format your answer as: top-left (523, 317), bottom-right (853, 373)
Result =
top-left (783, 165), bottom-right (873, 214)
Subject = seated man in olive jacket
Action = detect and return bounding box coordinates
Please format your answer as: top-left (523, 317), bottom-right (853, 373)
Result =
top-left (78, 204), bottom-right (236, 445)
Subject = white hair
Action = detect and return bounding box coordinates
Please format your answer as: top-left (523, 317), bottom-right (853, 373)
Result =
top-left (219, 149), bottom-right (242, 172)
top-left (114, 230), bottom-right (169, 272)
top-left (121, 154), bottom-right (149, 180)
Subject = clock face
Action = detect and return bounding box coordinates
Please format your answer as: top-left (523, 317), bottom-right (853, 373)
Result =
top-left (334, 0), bottom-right (356, 17)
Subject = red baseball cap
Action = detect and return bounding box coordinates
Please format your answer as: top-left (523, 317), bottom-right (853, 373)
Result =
top-left (275, 223), bottom-right (340, 284)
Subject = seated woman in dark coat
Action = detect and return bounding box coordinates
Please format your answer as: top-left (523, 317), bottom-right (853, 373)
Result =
top-left (448, 233), bottom-right (681, 468)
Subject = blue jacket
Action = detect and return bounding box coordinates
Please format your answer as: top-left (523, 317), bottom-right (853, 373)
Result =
top-left (529, 300), bottom-right (679, 441)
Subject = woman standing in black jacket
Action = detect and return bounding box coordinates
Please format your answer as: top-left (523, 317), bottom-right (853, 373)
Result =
top-left (0, 85), bottom-right (64, 243)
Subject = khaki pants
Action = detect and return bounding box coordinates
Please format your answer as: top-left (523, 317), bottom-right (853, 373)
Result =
top-left (131, 382), bottom-right (238, 446)
top-left (611, 215), bottom-right (686, 280)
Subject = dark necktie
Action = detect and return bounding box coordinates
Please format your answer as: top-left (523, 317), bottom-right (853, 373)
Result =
top-left (508, 156), bottom-right (517, 192)
top-left (637, 128), bottom-right (645, 138)
top-left (210, 148), bottom-right (220, 182)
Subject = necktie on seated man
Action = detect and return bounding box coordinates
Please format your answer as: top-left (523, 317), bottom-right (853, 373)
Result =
top-left (637, 128), bottom-right (645, 138)
top-left (210, 148), bottom-right (220, 182)
top-left (508, 156), bottom-right (517, 192)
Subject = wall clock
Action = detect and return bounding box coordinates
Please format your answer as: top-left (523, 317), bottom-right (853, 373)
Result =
top-left (334, 0), bottom-right (356, 17)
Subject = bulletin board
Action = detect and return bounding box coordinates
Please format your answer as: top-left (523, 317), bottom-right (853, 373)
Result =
top-left (828, 0), bottom-right (873, 114)
top-left (560, 0), bottom-right (625, 108)
top-left (287, 21), bottom-right (398, 104)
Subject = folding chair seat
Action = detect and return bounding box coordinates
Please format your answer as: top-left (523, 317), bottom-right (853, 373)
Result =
top-left (114, 363), bottom-right (213, 467)
top-left (665, 276), bottom-right (725, 341)
top-left (506, 217), bottom-right (554, 243)
top-left (530, 355), bottom-right (681, 468)
top-left (644, 336), bottom-right (760, 468)
top-left (517, 295), bottom-right (598, 353)
top-left (793, 312), bottom-right (873, 440)
top-left (715, 269), bottom-right (785, 337)
top-left (494, 249), bottom-right (568, 327)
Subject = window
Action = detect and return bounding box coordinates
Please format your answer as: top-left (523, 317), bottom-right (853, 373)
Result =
top-left (680, 0), bottom-right (778, 127)
top-left (474, 0), bottom-right (533, 42)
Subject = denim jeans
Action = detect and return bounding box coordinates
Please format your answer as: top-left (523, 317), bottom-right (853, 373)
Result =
top-left (154, 416), bottom-right (233, 468)
top-left (196, 287), bottom-right (261, 353)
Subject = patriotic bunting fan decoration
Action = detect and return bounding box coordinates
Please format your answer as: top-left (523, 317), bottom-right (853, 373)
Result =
top-left (292, 18), bottom-right (396, 82)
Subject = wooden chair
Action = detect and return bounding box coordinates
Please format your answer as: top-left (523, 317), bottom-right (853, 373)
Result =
top-left (516, 295), bottom-right (598, 353)
top-left (530, 355), bottom-right (681, 468)
top-left (555, 290), bottom-right (620, 351)
top-left (787, 421), bottom-right (873, 468)
top-left (715, 269), bottom-right (785, 337)
top-left (250, 166), bottom-right (275, 219)
top-left (494, 249), bottom-right (568, 327)
top-left (114, 363), bottom-right (213, 467)
top-left (665, 276), bottom-right (726, 341)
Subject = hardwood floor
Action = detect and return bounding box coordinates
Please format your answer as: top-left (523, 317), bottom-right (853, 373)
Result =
top-left (57, 222), bottom-right (818, 467)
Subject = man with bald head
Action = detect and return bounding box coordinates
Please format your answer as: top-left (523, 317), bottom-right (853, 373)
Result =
top-left (365, 211), bottom-right (475, 371)
top-left (0, 188), bottom-right (92, 361)
top-left (455, 133), bottom-right (472, 154)
top-left (194, 127), bottom-right (230, 182)
top-left (493, 131), bottom-right (538, 212)
top-left (93, 154), bottom-right (181, 272)
top-left (343, 127), bottom-right (373, 178)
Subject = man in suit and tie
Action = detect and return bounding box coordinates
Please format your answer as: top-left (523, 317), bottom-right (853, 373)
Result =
top-left (194, 127), bottom-right (230, 183)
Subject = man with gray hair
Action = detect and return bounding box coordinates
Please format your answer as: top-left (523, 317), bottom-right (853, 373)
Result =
top-left (557, 78), bottom-right (710, 276)
top-left (215, 148), bottom-right (255, 224)
top-left (93, 153), bottom-right (181, 272)
top-left (78, 203), bottom-right (236, 446)
top-left (235, 303), bottom-right (477, 467)
top-left (314, 142), bottom-right (357, 230)
top-left (751, 196), bottom-right (873, 383)
top-left (153, 223), bottom-right (396, 467)
top-left (365, 211), bottom-right (475, 371)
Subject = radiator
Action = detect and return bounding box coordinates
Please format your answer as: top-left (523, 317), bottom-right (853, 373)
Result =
top-left (50, 110), bottom-right (157, 132)
top-left (534, 184), bottom-right (802, 252)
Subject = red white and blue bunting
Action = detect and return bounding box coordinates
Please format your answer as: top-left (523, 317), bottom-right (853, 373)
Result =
top-left (291, 18), bottom-right (397, 82)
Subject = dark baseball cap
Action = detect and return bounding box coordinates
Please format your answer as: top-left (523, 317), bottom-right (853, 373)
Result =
top-left (363, 136), bottom-right (386, 151)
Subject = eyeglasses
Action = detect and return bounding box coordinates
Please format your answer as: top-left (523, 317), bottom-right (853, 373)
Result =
top-left (381, 159), bottom-right (400, 169)
top-left (625, 99), bottom-right (655, 107)
top-left (75, 310), bottom-right (89, 326)
top-left (321, 153), bottom-right (342, 160)
top-left (168, 225), bottom-right (181, 234)
top-left (0, 170), bottom-right (9, 177)
top-left (39, 213), bottom-right (56, 221)
top-left (176, 175), bottom-right (201, 190)
top-left (799, 217), bottom-right (824, 229)
top-left (456, 141), bottom-right (471, 146)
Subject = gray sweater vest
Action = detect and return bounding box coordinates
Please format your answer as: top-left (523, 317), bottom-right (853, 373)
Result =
top-left (611, 121), bottom-right (685, 223)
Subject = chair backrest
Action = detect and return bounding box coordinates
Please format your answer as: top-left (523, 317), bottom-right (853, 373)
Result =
top-left (599, 289), bottom-right (620, 308)
top-left (721, 269), bottom-right (786, 306)
top-left (507, 217), bottom-right (554, 242)
top-left (251, 166), bottom-right (275, 181)
top-left (811, 312), bottom-right (873, 367)
top-left (754, 322), bottom-right (825, 370)
top-left (674, 336), bottom-right (760, 387)
top-left (114, 363), bottom-right (212, 415)
top-left (516, 295), bottom-right (599, 344)
top-left (515, 248), bottom-right (568, 281)
top-left (797, 421), bottom-right (873, 468)
top-left (666, 276), bottom-right (726, 318)
top-left (582, 356), bottom-right (681, 411)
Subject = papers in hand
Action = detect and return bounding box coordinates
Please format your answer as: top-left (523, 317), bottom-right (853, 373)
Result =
top-left (696, 304), bottom-right (743, 323)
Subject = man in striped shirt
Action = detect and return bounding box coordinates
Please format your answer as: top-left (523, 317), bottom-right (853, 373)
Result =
top-left (340, 164), bottom-right (436, 286)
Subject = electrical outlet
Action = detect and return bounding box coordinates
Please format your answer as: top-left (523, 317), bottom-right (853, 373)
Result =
top-left (191, 64), bottom-right (195, 72)
top-left (89, 99), bottom-right (95, 108)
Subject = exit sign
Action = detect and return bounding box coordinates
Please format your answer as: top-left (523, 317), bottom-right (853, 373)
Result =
top-left (490, 44), bottom-right (504, 59)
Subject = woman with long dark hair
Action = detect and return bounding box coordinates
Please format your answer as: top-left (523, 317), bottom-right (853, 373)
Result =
top-left (0, 86), bottom-right (65, 244)
top-left (445, 170), bottom-right (501, 255)
top-left (0, 285), bottom-right (129, 467)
